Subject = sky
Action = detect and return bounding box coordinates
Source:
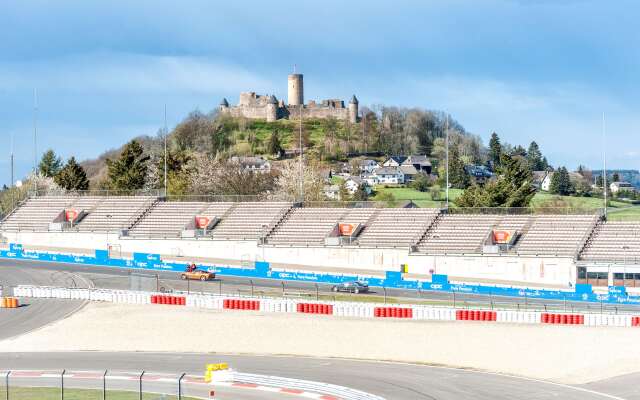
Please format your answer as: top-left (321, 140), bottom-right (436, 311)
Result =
top-left (0, 0), bottom-right (638, 187)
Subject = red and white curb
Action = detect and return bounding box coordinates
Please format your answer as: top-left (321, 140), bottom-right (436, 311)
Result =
top-left (215, 381), bottom-right (341, 399)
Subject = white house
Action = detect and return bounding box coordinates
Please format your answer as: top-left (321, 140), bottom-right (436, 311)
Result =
top-left (541, 171), bottom-right (587, 192)
top-left (361, 172), bottom-right (379, 187)
top-left (324, 185), bottom-right (340, 200)
top-left (610, 181), bottom-right (636, 194)
top-left (382, 156), bottom-right (408, 167)
top-left (230, 156), bottom-right (271, 173)
top-left (345, 176), bottom-right (372, 195)
top-left (373, 166), bottom-right (405, 184)
top-left (399, 165), bottom-right (418, 182)
top-left (359, 159), bottom-right (380, 174)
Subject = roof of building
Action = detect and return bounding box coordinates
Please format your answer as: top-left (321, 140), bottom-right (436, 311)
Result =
top-left (404, 155), bottom-right (431, 166)
top-left (230, 156), bottom-right (270, 168)
top-left (267, 95), bottom-right (278, 104)
top-left (346, 176), bottom-right (364, 185)
top-left (220, 98), bottom-right (229, 107)
top-left (350, 95), bottom-right (359, 104)
top-left (374, 166), bottom-right (404, 175)
top-left (359, 159), bottom-right (379, 166)
top-left (612, 181), bottom-right (634, 187)
top-left (386, 156), bottom-right (408, 165)
top-left (400, 165), bottom-right (418, 175)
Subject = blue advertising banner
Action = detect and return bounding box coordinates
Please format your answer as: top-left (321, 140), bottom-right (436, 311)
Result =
top-left (2, 243), bottom-right (640, 306)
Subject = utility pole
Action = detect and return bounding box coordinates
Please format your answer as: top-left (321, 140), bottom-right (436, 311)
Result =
top-left (445, 114), bottom-right (449, 209)
top-left (10, 133), bottom-right (14, 188)
top-left (164, 104), bottom-right (168, 197)
top-left (602, 112), bottom-right (607, 219)
top-left (299, 104), bottom-right (304, 202)
top-left (33, 88), bottom-right (38, 196)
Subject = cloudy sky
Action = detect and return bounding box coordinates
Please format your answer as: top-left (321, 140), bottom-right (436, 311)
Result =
top-left (1, 0), bottom-right (638, 186)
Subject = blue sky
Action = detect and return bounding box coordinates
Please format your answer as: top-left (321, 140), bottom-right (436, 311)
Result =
top-left (1, 0), bottom-right (638, 186)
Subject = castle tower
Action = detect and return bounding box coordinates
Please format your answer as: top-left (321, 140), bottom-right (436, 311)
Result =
top-left (348, 95), bottom-right (359, 124)
top-left (266, 95), bottom-right (278, 122)
top-left (287, 74), bottom-right (304, 106)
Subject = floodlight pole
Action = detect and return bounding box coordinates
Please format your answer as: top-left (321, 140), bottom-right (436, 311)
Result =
top-left (602, 112), bottom-right (607, 219)
top-left (445, 114), bottom-right (449, 209)
top-left (299, 104), bottom-right (304, 202)
top-left (164, 104), bottom-right (168, 197)
top-left (33, 88), bottom-right (38, 196)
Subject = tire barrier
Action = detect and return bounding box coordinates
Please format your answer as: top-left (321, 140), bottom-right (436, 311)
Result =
top-left (374, 306), bottom-right (413, 318)
top-left (151, 295), bottom-right (186, 305)
top-left (541, 313), bottom-right (584, 325)
top-left (456, 309), bottom-right (497, 321)
top-left (11, 285), bottom-right (640, 328)
top-left (296, 303), bottom-right (333, 315)
top-left (223, 299), bottom-right (260, 311)
top-left (0, 297), bottom-right (19, 308)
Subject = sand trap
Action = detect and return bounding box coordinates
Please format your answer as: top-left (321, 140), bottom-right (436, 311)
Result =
top-left (1, 302), bottom-right (637, 384)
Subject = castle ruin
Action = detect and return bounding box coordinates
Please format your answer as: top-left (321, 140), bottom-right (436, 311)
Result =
top-left (219, 73), bottom-right (359, 123)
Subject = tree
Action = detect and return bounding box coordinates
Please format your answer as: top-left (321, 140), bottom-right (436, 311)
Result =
top-left (549, 167), bottom-right (574, 196)
top-left (448, 147), bottom-right (470, 189)
top-left (105, 140), bottom-right (150, 191)
top-left (375, 191), bottom-right (397, 207)
top-left (612, 172), bottom-right (620, 182)
top-left (38, 149), bottom-right (62, 178)
top-left (338, 182), bottom-right (350, 201)
top-left (54, 157), bottom-right (89, 191)
top-left (455, 153), bottom-right (535, 208)
top-left (488, 132), bottom-right (502, 169)
top-left (526, 141), bottom-right (544, 171)
top-left (430, 184), bottom-right (442, 201)
top-left (411, 173), bottom-right (431, 192)
top-left (352, 184), bottom-right (369, 201)
top-left (268, 130), bottom-right (283, 157)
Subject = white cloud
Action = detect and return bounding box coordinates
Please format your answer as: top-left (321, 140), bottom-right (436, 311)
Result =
top-left (0, 52), bottom-right (277, 95)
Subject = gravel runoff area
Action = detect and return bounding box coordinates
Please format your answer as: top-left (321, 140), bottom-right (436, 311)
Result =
top-left (0, 302), bottom-right (638, 385)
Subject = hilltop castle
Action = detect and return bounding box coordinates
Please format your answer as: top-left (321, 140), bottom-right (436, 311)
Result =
top-left (219, 73), bottom-right (359, 123)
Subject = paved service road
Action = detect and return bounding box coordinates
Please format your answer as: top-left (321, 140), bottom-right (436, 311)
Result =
top-left (1, 258), bottom-right (637, 314)
top-left (0, 352), bottom-right (628, 400)
top-left (0, 265), bottom-right (88, 340)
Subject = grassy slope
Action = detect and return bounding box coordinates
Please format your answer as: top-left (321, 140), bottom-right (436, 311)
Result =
top-left (607, 206), bottom-right (640, 221)
top-left (374, 186), bottom-right (635, 213)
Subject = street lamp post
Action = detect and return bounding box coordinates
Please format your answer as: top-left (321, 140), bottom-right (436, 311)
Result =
top-left (623, 245), bottom-right (629, 286)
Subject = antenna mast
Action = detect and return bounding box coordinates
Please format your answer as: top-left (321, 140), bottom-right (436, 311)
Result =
top-left (602, 112), bottom-right (607, 219)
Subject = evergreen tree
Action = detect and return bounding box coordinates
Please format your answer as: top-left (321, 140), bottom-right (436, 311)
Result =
top-left (38, 149), bottom-right (63, 178)
top-left (448, 147), bottom-right (470, 189)
top-left (541, 156), bottom-right (550, 170)
top-left (488, 132), bottom-right (502, 170)
top-left (455, 153), bottom-right (535, 207)
top-left (267, 130), bottom-right (283, 157)
top-left (612, 172), bottom-right (620, 182)
top-left (105, 140), bottom-right (150, 191)
top-left (352, 184), bottom-right (369, 201)
top-left (54, 157), bottom-right (89, 191)
top-left (549, 166), bottom-right (574, 195)
top-left (526, 141), bottom-right (544, 171)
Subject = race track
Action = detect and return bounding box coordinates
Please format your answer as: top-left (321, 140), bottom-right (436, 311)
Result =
top-left (0, 258), bottom-right (635, 399)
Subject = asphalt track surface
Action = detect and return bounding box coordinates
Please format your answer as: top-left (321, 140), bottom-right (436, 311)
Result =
top-left (1, 258), bottom-right (638, 314)
top-left (0, 352), bottom-right (636, 400)
top-left (0, 258), bottom-right (637, 399)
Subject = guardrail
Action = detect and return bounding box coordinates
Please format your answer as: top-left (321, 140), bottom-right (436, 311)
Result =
top-left (11, 285), bottom-right (640, 328)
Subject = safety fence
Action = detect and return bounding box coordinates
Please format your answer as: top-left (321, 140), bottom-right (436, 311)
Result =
top-left (11, 285), bottom-right (640, 328)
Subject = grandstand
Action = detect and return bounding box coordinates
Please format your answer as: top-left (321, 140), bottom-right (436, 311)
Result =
top-left (581, 221), bottom-right (640, 263)
top-left (0, 197), bottom-right (76, 231)
top-left (358, 208), bottom-right (439, 248)
top-left (516, 215), bottom-right (598, 257)
top-left (72, 196), bottom-right (155, 232)
top-left (210, 202), bottom-right (292, 240)
top-left (267, 207), bottom-right (376, 246)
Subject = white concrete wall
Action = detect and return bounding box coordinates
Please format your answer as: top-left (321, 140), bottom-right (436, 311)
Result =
top-left (3, 230), bottom-right (576, 285)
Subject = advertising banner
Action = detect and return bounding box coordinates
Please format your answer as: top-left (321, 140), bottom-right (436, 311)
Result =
top-left (195, 216), bottom-right (210, 229)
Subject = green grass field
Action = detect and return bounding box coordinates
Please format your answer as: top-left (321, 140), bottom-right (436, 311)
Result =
top-left (372, 186), bottom-right (639, 218)
top-left (0, 387), bottom-right (199, 399)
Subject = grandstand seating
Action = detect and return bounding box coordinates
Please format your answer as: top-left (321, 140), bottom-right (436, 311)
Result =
top-left (358, 208), bottom-right (440, 248)
top-left (516, 215), bottom-right (598, 257)
top-left (267, 207), bottom-right (376, 246)
top-left (128, 201), bottom-right (234, 238)
top-left (581, 221), bottom-right (640, 262)
top-left (210, 202), bottom-right (292, 240)
top-left (72, 196), bottom-right (155, 232)
top-left (416, 214), bottom-right (501, 254)
top-left (0, 197), bottom-right (76, 231)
